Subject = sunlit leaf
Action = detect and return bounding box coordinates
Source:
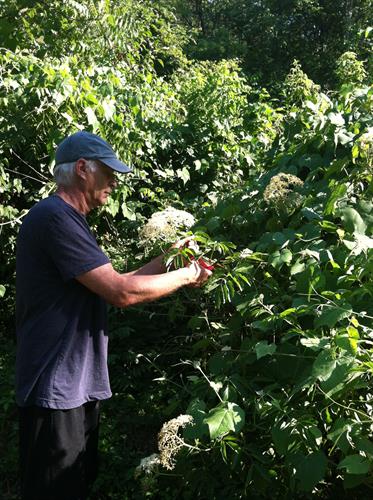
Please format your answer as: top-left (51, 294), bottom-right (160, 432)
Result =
top-left (204, 402), bottom-right (245, 440)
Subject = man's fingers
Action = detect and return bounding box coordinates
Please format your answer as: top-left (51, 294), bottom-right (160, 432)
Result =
top-left (171, 236), bottom-right (199, 252)
top-left (187, 261), bottom-right (212, 287)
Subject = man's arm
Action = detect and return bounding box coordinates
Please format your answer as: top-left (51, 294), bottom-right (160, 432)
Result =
top-left (126, 254), bottom-right (166, 276)
top-left (76, 262), bottom-right (211, 308)
top-left (126, 237), bottom-right (197, 276)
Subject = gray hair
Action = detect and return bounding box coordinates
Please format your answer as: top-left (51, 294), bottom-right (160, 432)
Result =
top-left (53, 159), bottom-right (98, 187)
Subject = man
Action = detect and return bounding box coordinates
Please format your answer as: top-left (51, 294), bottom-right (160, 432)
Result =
top-left (15, 131), bottom-right (211, 500)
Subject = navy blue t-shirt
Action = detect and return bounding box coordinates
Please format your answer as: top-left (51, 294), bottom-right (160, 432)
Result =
top-left (15, 194), bottom-right (112, 409)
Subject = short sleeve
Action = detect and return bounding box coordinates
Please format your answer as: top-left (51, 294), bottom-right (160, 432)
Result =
top-left (44, 210), bottom-right (110, 282)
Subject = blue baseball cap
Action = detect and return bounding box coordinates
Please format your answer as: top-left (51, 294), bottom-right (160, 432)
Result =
top-left (55, 131), bottom-right (131, 173)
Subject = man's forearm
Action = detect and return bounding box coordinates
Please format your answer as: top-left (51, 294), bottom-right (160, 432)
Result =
top-left (119, 266), bottom-right (192, 306)
top-left (128, 254), bottom-right (166, 276)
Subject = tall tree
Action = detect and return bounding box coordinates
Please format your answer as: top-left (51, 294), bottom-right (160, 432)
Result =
top-left (172, 0), bottom-right (372, 87)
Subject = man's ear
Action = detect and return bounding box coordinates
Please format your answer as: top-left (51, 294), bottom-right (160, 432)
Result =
top-left (75, 158), bottom-right (89, 180)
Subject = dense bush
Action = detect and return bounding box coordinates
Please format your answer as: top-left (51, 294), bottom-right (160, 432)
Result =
top-left (0, 1), bottom-right (372, 499)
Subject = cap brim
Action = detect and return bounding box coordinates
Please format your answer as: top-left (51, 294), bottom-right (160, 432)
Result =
top-left (100, 157), bottom-right (132, 173)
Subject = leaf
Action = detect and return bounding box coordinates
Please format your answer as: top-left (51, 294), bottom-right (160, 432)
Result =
top-left (101, 99), bottom-right (116, 121)
top-left (203, 402), bottom-right (245, 440)
top-left (312, 350), bottom-right (336, 381)
top-left (0, 285), bottom-right (5, 298)
top-left (61, 111), bottom-right (73, 123)
top-left (335, 131), bottom-right (355, 146)
top-left (301, 207), bottom-right (322, 221)
top-left (324, 183), bottom-right (347, 216)
top-left (327, 418), bottom-right (352, 454)
top-left (339, 207), bottom-right (367, 235)
top-left (294, 451), bottom-right (328, 491)
top-left (269, 249), bottom-right (292, 270)
top-left (290, 260), bottom-right (305, 275)
top-left (321, 357), bottom-right (354, 396)
top-left (337, 455), bottom-right (371, 475)
top-left (271, 423), bottom-right (295, 455)
top-left (194, 159), bottom-right (201, 170)
top-left (335, 326), bottom-right (359, 355)
top-left (184, 399), bottom-right (208, 440)
top-left (314, 303), bottom-right (353, 328)
top-left (356, 437), bottom-right (373, 457)
top-left (121, 203), bottom-right (136, 221)
top-left (328, 112), bottom-right (345, 126)
top-left (176, 167), bottom-right (190, 184)
top-left (300, 337), bottom-right (329, 350)
top-left (84, 106), bottom-right (99, 129)
top-left (279, 307), bottom-right (297, 318)
top-left (346, 233), bottom-right (373, 255)
top-left (319, 220), bottom-right (338, 232)
top-left (255, 341), bottom-right (277, 360)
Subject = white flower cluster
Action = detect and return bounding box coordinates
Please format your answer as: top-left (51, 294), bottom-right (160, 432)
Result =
top-left (139, 207), bottom-right (195, 248)
top-left (157, 414), bottom-right (194, 470)
top-left (134, 453), bottom-right (161, 478)
top-left (240, 248), bottom-right (253, 258)
top-left (263, 173), bottom-right (304, 214)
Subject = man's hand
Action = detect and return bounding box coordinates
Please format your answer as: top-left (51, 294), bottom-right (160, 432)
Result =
top-left (186, 260), bottom-right (212, 288)
top-left (171, 236), bottom-right (199, 253)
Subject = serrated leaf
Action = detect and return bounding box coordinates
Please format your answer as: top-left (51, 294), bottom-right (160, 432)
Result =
top-left (314, 304), bottom-right (352, 328)
top-left (203, 402), bottom-right (245, 440)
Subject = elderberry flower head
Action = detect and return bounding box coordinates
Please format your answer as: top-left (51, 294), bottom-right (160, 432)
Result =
top-left (134, 453), bottom-right (161, 478)
top-left (263, 173), bottom-right (304, 214)
top-left (158, 414), bottom-right (194, 470)
top-left (139, 207), bottom-right (195, 249)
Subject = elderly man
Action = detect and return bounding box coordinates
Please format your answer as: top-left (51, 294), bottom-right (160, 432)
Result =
top-left (16, 131), bottom-right (211, 500)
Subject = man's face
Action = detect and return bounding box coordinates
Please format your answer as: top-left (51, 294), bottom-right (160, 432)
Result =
top-left (85, 160), bottom-right (118, 209)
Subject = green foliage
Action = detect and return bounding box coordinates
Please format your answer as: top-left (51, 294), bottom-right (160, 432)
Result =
top-left (0, 0), bottom-right (189, 72)
top-left (174, 0), bottom-right (373, 89)
top-left (1, 2), bottom-right (373, 499)
top-left (336, 51), bottom-right (368, 85)
top-left (283, 60), bottom-right (321, 106)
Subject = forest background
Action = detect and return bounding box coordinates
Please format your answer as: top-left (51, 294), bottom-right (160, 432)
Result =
top-left (0, 1), bottom-right (372, 498)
